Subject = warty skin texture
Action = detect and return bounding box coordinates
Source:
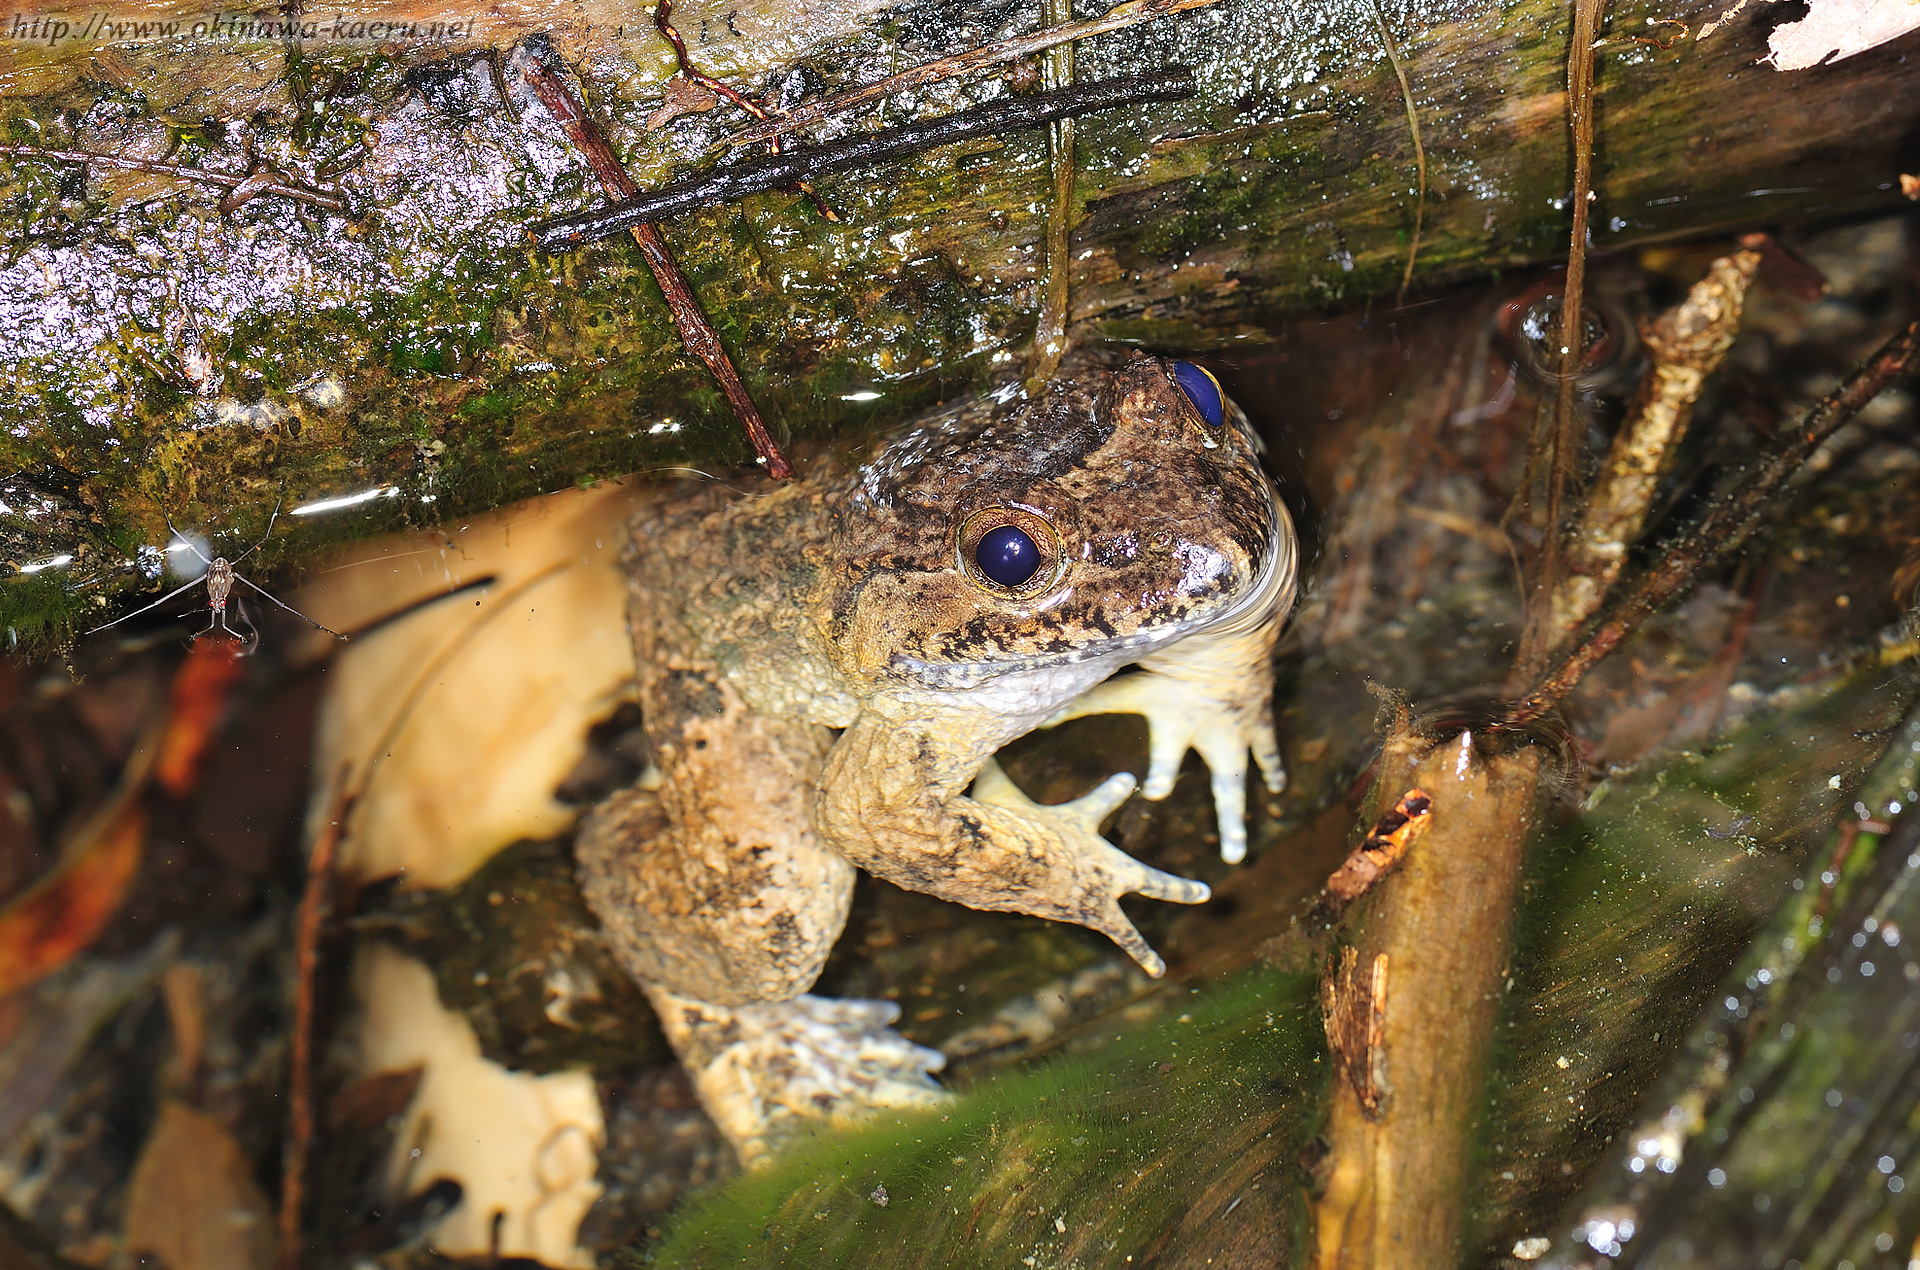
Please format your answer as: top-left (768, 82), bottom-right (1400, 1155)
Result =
top-left (577, 351), bottom-right (1297, 1160)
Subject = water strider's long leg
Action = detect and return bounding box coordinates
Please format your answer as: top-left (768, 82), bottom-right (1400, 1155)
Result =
top-left (232, 574), bottom-right (346, 640)
top-left (81, 574), bottom-right (206, 637)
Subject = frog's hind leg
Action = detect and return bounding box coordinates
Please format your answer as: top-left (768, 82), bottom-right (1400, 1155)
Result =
top-left (575, 663), bottom-right (944, 1163)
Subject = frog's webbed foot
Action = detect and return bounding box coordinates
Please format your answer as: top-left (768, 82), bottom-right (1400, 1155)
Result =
top-left (970, 759), bottom-right (1210, 976)
top-left (646, 986), bottom-right (947, 1166)
top-left (1044, 672), bottom-right (1284, 864)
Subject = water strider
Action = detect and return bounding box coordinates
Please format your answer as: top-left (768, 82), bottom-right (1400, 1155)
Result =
top-left (84, 504), bottom-right (347, 653)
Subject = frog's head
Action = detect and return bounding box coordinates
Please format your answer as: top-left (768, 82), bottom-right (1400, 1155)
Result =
top-left (827, 352), bottom-right (1296, 687)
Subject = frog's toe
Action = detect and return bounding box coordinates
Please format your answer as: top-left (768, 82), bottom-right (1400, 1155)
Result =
top-left (1067, 770), bottom-right (1139, 826)
top-left (1142, 722), bottom-right (1191, 800)
top-left (646, 986), bottom-right (946, 1166)
top-left (1191, 731), bottom-right (1252, 865)
top-left (973, 760), bottom-right (1138, 832)
top-left (1104, 916), bottom-right (1169, 979)
top-left (1091, 869), bottom-right (1205, 978)
top-left (1252, 714), bottom-right (1287, 795)
top-left (1127, 864), bottom-right (1211, 907)
top-left (1190, 707), bottom-right (1288, 863)
top-left (1093, 860), bottom-right (1209, 976)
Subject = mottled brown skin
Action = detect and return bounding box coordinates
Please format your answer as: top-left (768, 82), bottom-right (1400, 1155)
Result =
top-left (578, 352), bottom-right (1296, 1158)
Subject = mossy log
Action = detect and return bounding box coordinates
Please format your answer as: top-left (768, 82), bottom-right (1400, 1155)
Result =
top-left (1, 0), bottom-right (1916, 649)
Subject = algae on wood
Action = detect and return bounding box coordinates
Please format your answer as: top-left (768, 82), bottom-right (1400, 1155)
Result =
top-left (2, 0), bottom-right (1916, 652)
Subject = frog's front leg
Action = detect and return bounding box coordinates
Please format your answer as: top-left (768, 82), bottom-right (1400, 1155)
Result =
top-left (1044, 580), bottom-right (1290, 864)
top-left (816, 714), bottom-right (1210, 977)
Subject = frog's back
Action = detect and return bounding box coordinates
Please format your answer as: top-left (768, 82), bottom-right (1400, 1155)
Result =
top-left (627, 469), bottom-right (853, 725)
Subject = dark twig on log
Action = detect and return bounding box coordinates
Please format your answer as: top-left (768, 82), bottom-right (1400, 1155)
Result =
top-left (1503, 315), bottom-right (1920, 730)
top-left (718, 0), bottom-right (1221, 150)
top-left (522, 56), bottom-right (795, 479)
top-left (529, 68), bottom-right (1195, 249)
top-left (0, 145), bottom-right (348, 212)
top-left (278, 780), bottom-right (353, 1270)
top-left (651, 0), bottom-right (838, 222)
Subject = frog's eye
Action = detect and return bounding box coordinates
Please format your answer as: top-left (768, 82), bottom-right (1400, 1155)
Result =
top-left (1171, 360), bottom-right (1225, 429)
top-left (957, 507), bottom-right (1062, 597)
top-left (976, 524), bottom-right (1041, 587)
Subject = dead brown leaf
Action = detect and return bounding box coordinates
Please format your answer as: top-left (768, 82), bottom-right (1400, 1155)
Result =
top-left (126, 1100), bottom-right (275, 1270)
top-left (644, 76), bottom-right (720, 131)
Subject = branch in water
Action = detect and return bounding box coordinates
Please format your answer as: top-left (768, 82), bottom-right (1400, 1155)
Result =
top-left (1504, 314), bottom-right (1920, 730)
top-left (1509, 0), bottom-right (1608, 685)
top-left (1550, 247), bottom-right (1762, 636)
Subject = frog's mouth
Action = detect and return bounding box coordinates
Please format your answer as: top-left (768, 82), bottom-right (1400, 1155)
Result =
top-left (1182, 483), bottom-right (1298, 645)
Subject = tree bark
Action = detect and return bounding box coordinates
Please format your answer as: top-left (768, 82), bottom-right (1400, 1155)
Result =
top-left (1313, 730), bottom-right (1542, 1269)
top-left (1, 0), bottom-right (1915, 649)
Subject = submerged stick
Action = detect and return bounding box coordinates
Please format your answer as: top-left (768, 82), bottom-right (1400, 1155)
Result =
top-left (522, 57), bottom-right (795, 479)
top-left (1510, 0), bottom-right (1608, 683)
top-left (530, 68), bottom-right (1195, 249)
top-left (278, 780), bottom-right (351, 1270)
top-left (1505, 314), bottom-right (1920, 729)
top-left (1028, 0), bottom-right (1079, 387)
top-left (1312, 732), bottom-right (1541, 1270)
top-left (718, 0), bottom-right (1222, 150)
top-left (1367, 0), bottom-right (1426, 305)
top-left (1550, 248), bottom-right (1762, 635)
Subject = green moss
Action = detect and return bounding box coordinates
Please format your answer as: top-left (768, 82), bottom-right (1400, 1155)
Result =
top-left (3, 0), bottom-right (1912, 659)
top-left (650, 968), bottom-right (1323, 1268)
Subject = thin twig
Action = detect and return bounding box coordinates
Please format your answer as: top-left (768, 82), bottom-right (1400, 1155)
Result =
top-left (522, 56), bottom-right (795, 479)
top-left (278, 779), bottom-right (353, 1270)
top-left (1511, 0), bottom-right (1606, 682)
top-left (531, 68), bottom-right (1195, 249)
top-left (1503, 315), bottom-right (1920, 729)
top-left (653, 0), bottom-right (775, 123)
top-left (1028, 0), bottom-right (1078, 386)
top-left (1368, 0), bottom-right (1425, 306)
top-left (719, 0), bottom-right (1223, 149)
top-left (0, 145), bottom-right (347, 212)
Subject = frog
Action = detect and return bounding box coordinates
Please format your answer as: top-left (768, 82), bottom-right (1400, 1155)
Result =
top-left (576, 351), bottom-right (1298, 1163)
